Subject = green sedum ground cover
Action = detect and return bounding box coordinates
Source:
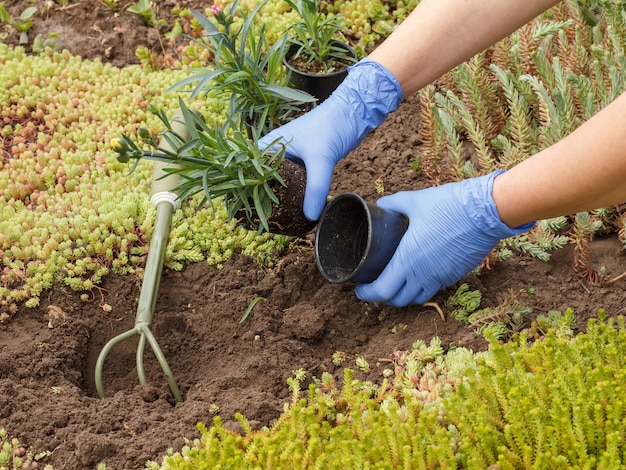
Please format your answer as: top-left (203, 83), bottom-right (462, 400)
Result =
top-left (0, 44), bottom-right (288, 311)
top-left (152, 313), bottom-right (626, 469)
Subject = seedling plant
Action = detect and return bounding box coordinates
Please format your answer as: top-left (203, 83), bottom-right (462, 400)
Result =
top-left (171, 0), bottom-right (315, 136)
top-left (113, 99), bottom-right (312, 236)
top-left (0, 2), bottom-right (36, 44)
top-left (284, 0), bottom-right (356, 73)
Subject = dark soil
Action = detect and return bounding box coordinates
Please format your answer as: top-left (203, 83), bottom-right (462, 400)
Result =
top-left (286, 43), bottom-right (355, 75)
top-left (1, 1), bottom-right (625, 469)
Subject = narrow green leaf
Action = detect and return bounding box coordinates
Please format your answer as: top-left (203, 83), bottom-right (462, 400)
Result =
top-left (240, 297), bottom-right (266, 323)
top-left (264, 84), bottom-right (317, 103)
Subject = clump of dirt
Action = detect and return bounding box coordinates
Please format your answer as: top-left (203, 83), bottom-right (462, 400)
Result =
top-left (1, 1), bottom-right (625, 469)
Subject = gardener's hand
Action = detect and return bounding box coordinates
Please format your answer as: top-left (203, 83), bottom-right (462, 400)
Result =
top-left (258, 58), bottom-right (402, 220)
top-left (355, 171), bottom-right (535, 307)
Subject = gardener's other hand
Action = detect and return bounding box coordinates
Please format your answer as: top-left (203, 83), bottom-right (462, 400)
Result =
top-left (258, 58), bottom-right (402, 221)
top-left (355, 171), bottom-right (535, 307)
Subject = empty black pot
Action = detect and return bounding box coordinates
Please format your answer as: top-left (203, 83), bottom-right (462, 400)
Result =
top-left (315, 193), bottom-right (409, 283)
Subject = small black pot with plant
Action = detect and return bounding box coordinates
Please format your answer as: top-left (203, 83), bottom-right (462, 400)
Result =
top-left (283, 0), bottom-right (357, 102)
top-left (170, 0), bottom-right (316, 137)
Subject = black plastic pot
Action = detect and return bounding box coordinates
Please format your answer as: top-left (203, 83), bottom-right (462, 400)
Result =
top-left (284, 41), bottom-right (357, 103)
top-left (315, 193), bottom-right (409, 284)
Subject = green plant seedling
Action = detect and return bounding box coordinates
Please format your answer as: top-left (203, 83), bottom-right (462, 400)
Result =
top-left (113, 99), bottom-right (313, 236)
top-left (0, 3), bottom-right (37, 44)
top-left (284, 0), bottom-right (356, 73)
top-left (32, 32), bottom-right (60, 52)
top-left (240, 296), bottom-right (266, 323)
top-left (331, 350), bottom-right (346, 365)
top-left (127, 0), bottom-right (165, 27)
top-left (355, 356), bottom-right (370, 373)
top-left (170, 0), bottom-right (315, 135)
top-left (98, 0), bottom-right (118, 12)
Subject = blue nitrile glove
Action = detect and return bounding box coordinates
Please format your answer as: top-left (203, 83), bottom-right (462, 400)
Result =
top-left (258, 58), bottom-right (403, 220)
top-left (355, 171), bottom-right (535, 307)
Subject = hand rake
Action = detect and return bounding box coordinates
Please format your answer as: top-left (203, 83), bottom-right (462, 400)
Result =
top-left (95, 112), bottom-right (189, 402)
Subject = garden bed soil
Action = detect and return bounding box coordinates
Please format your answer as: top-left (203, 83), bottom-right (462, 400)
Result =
top-left (1, 1), bottom-right (625, 468)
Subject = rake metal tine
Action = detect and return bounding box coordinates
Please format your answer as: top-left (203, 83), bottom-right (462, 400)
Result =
top-left (94, 325), bottom-right (183, 402)
top-left (94, 327), bottom-right (141, 399)
top-left (139, 324), bottom-right (183, 403)
top-left (137, 331), bottom-right (148, 386)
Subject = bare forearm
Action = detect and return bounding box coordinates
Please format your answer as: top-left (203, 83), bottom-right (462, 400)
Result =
top-left (369, 0), bottom-right (561, 96)
top-left (493, 92), bottom-right (626, 227)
